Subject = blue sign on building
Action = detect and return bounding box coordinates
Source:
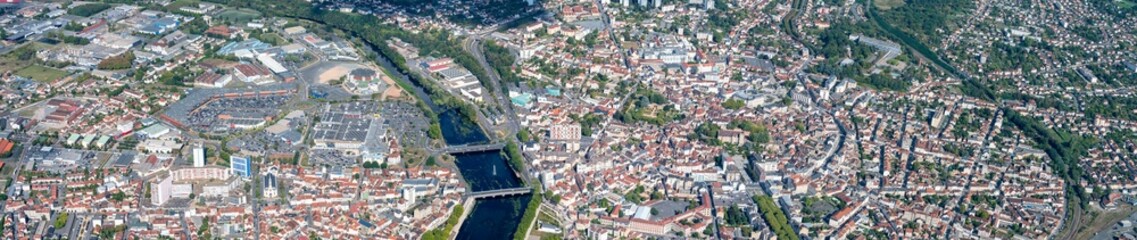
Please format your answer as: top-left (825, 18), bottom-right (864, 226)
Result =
top-left (230, 156), bottom-right (252, 177)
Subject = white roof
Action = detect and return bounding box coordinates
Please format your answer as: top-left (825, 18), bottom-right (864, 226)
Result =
top-left (256, 54), bottom-right (288, 73)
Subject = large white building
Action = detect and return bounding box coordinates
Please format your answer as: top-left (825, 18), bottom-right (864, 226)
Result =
top-left (192, 146), bottom-right (205, 167)
top-left (549, 124), bottom-right (582, 141)
top-left (172, 166), bottom-right (231, 182)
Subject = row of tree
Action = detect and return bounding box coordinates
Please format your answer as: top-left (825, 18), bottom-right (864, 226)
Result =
top-left (753, 195), bottom-right (800, 240)
top-left (421, 204), bottom-right (465, 240)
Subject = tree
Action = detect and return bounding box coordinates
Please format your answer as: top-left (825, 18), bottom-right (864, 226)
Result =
top-left (54, 212), bottom-right (69, 229)
top-left (517, 128), bottom-right (531, 142)
top-left (722, 99), bottom-right (745, 110)
top-left (68, 3), bottom-right (111, 17)
top-left (97, 52), bottom-right (135, 70)
top-left (110, 191), bottom-right (126, 202)
top-left (725, 205), bottom-right (748, 225)
top-left (504, 141), bottom-right (525, 172)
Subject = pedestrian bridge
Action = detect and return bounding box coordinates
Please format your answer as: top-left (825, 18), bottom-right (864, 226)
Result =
top-left (466, 187), bottom-right (531, 200)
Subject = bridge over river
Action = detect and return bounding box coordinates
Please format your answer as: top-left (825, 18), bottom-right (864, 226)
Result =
top-left (465, 187), bottom-right (531, 200)
top-left (435, 142), bottom-right (506, 155)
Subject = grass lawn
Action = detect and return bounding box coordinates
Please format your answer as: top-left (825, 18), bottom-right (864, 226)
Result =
top-left (165, 0), bottom-right (201, 12)
top-left (874, 0), bottom-right (906, 10)
top-left (258, 32), bottom-right (288, 45)
top-left (1118, 0), bottom-right (1137, 9)
top-left (217, 9), bottom-right (262, 23)
top-left (15, 65), bottom-right (70, 82)
top-left (0, 43), bottom-right (41, 73)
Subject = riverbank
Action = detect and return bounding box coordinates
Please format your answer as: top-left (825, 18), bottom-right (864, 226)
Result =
top-left (448, 198), bottom-right (476, 239)
top-left (514, 193), bottom-right (542, 240)
top-left (455, 195), bottom-right (533, 240)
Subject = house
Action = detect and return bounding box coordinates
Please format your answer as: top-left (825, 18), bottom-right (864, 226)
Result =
top-left (205, 25), bottom-right (238, 39)
top-left (718, 129), bottom-right (747, 145)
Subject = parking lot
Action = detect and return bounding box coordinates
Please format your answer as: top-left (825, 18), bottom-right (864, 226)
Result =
top-left (381, 101), bottom-right (431, 149)
top-left (163, 84), bottom-right (297, 133)
top-left (308, 149), bottom-right (357, 167)
top-left (183, 95), bottom-right (292, 133)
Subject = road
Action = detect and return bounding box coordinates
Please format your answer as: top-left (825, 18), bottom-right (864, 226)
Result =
top-left (457, 11), bottom-right (549, 187)
top-left (580, 0), bottom-right (636, 161)
top-left (249, 163), bottom-right (263, 240)
top-left (461, 23), bottom-right (523, 139)
top-left (944, 109), bottom-right (1002, 239)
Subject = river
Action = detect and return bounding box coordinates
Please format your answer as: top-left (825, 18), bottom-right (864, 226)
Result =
top-left (338, 19), bottom-right (529, 240)
top-left (231, 6), bottom-right (531, 239)
top-left (444, 115), bottom-right (528, 240)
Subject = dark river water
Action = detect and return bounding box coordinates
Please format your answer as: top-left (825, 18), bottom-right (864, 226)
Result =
top-left (352, 28), bottom-right (528, 240)
top-left (441, 110), bottom-right (527, 240)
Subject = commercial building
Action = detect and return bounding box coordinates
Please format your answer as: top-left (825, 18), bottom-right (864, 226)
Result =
top-left (233, 64), bottom-right (275, 85)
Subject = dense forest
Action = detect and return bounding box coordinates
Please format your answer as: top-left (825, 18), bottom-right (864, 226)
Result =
top-left (483, 40), bottom-right (524, 87)
top-left (857, 73), bottom-right (910, 92)
top-left (1088, 0), bottom-right (1137, 18)
top-left (68, 3), bottom-right (112, 17)
top-left (875, 0), bottom-right (975, 45)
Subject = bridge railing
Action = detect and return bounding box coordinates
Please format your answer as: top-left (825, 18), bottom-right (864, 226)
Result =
top-left (465, 187), bottom-right (532, 199)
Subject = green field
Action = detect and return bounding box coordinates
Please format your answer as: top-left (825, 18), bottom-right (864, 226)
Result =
top-left (15, 65), bottom-right (69, 82)
top-left (217, 9), bottom-right (262, 23)
top-left (256, 32), bottom-right (288, 45)
top-left (874, 0), bottom-right (906, 10)
top-left (165, 0), bottom-right (201, 12)
top-left (1119, 0), bottom-right (1137, 9)
top-left (0, 43), bottom-right (43, 73)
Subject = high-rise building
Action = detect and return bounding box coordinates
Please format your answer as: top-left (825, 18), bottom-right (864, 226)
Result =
top-left (151, 175), bottom-right (173, 205)
top-left (230, 156), bottom-right (252, 177)
top-left (192, 146), bottom-right (205, 167)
